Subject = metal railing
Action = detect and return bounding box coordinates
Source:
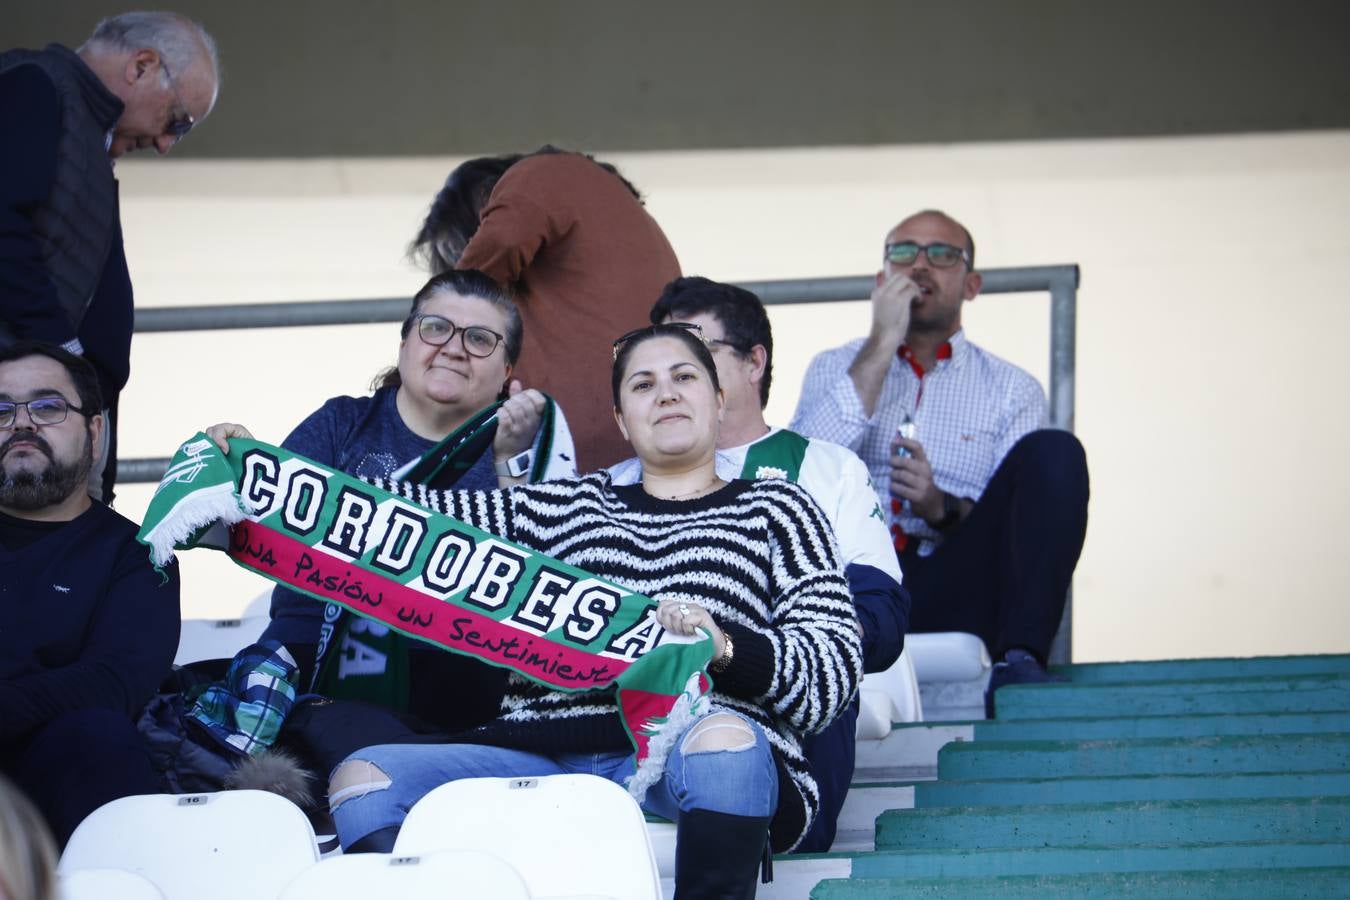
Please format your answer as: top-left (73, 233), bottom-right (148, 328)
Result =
top-left (120, 263), bottom-right (1080, 659)
top-left (120, 264), bottom-right (1079, 481)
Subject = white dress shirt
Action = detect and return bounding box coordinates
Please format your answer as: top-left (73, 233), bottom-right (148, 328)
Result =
top-left (789, 329), bottom-right (1047, 551)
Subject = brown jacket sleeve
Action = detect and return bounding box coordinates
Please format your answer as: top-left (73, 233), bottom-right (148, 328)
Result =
top-left (457, 161), bottom-right (572, 289)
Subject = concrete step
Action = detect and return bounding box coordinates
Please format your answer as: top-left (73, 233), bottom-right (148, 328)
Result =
top-left (918, 678), bottom-right (987, 722)
top-left (939, 733), bottom-right (1350, 781)
top-left (875, 795), bottom-right (1350, 851)
top-left (809, 866), bottom-right (1350, 899)
top-left (1052, 654), bottom-right (1350, 683)
top-left (763, 839), bottom-right (1350, 896)
top-left (828, 784), bottom-right (914, 852)
top-left (914, 770), bottom-right (1350, 808)
top-left (852, 722), bottom-right (971, 781)
top-left (752, 856), bottom-right (853, 900)
top-left (843, 840), bottom-right (1350, 880)
top-left (976, 710), bottom-right (1350, 742)
top-left (995, 673), bottom-right (1350, 720)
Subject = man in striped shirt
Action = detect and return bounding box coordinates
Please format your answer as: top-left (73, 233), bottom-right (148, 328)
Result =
top-left (790, 210), bottom-right (1089, 716)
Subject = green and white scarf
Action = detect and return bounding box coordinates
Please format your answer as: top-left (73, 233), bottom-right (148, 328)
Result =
top-left (139, 433), bottom-right (714, 797)
top-left (310, 400), bottom-right (565, 710)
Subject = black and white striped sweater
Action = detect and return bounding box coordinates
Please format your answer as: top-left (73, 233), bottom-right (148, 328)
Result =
top-left (375, 471), bottom-right (863, 851)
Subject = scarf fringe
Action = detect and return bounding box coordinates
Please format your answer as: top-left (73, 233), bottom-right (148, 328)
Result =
top-left (142, 481), bottom-right (250, 568)
top-left (625, 672), bottom-right (710, 803)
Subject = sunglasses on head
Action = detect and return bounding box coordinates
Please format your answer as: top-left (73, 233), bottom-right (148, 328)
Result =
top-left (611, 322), bottom-right (704, 360)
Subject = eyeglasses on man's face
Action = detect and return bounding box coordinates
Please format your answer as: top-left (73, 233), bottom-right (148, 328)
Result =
top-left (611, 322), bottom-right (704, 361)
top-left (884, 241), bottom-right (971, 269)
top-left (0, 397), bottom-right (88, 429)
top-left (159, 58), bottom-right (196, 141)
top-left (411, 314), bottom-right (505, 358)
top-left (703, 336), bottom-right (750, 355)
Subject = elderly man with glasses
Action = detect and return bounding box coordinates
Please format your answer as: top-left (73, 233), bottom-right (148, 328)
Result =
top-left (1, 11), bottom-right (220, 502)
top-left (0, 342), bottom-right (180, 847)
top-left (791, 210), bottom-right (1090, 716)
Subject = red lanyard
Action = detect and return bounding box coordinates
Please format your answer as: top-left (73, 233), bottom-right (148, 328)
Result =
top-left (890, 342), bottom-right (952, 552)
top-left (898, 342), bottom-right (952, 411)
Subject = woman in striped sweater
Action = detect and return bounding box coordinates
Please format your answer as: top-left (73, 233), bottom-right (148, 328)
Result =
top-left (327, 323), bottom-right (863, 897)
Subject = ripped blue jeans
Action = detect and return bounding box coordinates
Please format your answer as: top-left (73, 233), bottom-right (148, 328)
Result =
top-left (329, 710), bottom-right (778, 849)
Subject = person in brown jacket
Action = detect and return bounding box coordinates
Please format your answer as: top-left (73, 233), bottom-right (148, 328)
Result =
top-left (411, 147), bottom-right (681, 471)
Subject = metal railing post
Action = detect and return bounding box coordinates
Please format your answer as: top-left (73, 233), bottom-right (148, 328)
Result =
top-left (1045, 265), bottom-right (1080, 665)
top-left (1047, 265), bottom-right (1080, 433)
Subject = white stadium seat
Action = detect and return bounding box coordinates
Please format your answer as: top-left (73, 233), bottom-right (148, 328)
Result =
top-left (905, 631), bottom-right (993, 720)
top-left (242, 589), bottom-right (272, 618)
top-left (857, 648), bottom-right (923, 739)
top-left (59, 868), bottom-right (166, 900)
top-left (173, 614), bottom-right (270, 666)
top-left (854, 690), bottom-right (893, 741)
top-left (279, 850), bottom-right (531, 900)
top-left (906, 631), bottom-right (991, 681)
top-left (60, 790), bottom-right (319, 900)
top-left (393, 774), bottom-right (660, 899)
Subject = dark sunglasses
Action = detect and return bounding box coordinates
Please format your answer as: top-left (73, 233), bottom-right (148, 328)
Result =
top-left (884, 241), bottom-right (971, 269)
top-left (611, 322), bottom-right (704, 360)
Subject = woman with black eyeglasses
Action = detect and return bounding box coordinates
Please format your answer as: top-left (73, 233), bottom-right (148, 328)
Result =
top-left (254, 269), bottom-right (575, 742)
top-left (296, 323), bottom-right (863, 897)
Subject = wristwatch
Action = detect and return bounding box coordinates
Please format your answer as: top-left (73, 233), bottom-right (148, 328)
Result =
top-left (932, 491), bottom-right (962, 533)
top-left (494, 449), bottom-right (533, 478)
top-left (710, 632), bottom-right (735, 674)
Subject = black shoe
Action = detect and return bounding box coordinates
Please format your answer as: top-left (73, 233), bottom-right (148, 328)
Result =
top-left (984, 649), bottom-right (1067, 718)
top-left (674, 808), bottom-right (771, 900)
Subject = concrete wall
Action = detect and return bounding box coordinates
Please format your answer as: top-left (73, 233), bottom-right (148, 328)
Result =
top-left (12, 0), bottom-right (1350, 157)
top-left (108, 130), bottom-right (1350, 662)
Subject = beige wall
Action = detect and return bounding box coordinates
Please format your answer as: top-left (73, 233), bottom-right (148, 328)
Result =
top-left (111, 130), bottom-right (1350, 663)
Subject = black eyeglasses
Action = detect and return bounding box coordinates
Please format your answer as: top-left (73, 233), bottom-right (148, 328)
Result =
top-left (884, 241), bottom-right (971, 269)
top-left (0, 397), bottom-right (88, 429)
top-left (611, 322), bottom-right (703, 360)
top-left (704, 337), bottom-right (750, 355)
top-left (411, 314), bottom-right (505, 358)
top-left (159, 59), bottom-right (196, 140)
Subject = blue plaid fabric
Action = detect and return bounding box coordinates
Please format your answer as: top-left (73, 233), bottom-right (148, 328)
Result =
top-left (186, 642), bottom-right (299, 757)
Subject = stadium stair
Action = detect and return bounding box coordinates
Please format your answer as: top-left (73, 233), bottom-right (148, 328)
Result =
top-left (754, 653), bottom-right (1350, 899)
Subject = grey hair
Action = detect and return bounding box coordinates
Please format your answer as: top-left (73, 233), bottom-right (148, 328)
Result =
top-left (81, 11), bottom-right (221, 88)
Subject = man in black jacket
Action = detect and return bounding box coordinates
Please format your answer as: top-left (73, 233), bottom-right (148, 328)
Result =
top-left (0, 11), bottom-right (220, 501)
top-left (0, 342), bottom-right (180, 846)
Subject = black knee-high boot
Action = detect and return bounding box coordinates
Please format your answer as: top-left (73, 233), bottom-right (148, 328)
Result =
top-left (674, 808), bottom-right (772, 900)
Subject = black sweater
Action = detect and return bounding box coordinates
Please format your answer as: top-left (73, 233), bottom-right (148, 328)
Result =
top-left (0, 503), bottom-right (179, 744)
